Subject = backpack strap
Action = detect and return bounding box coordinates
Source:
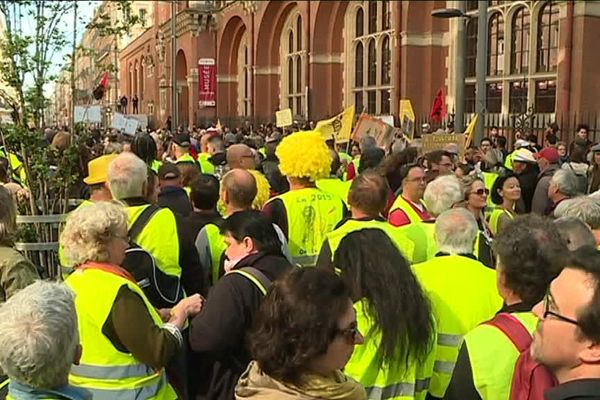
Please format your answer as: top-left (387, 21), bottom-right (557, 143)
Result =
top-left (129, 205), bottom-right (161, 242)
top-left (229, 267), bottom-right (272, 295)
top-left (485, 313), bottom-right (532, 353)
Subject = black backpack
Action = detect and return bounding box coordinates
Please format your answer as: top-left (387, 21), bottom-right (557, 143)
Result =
top-left (122, 205), bottom-right (185, 309)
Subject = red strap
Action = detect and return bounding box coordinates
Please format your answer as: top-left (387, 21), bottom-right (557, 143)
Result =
top-left (76, 262), bottom-right (138, 286)
top-left (484, 313), bottom-right (532, 352)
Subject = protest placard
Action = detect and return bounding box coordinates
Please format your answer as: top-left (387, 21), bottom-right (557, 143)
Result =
top-left (123, 118), bottom-right (139, 136)
top-left (276, 109), bottom-right (293, 128)
top-left (111, 113), bottom-right (126, 131)
top-left (352, 113), bottom-right (394, 150)
top-left (399, 99), bottom-right (416, 139)
top-left (422, 133), bottom-right (466, 158)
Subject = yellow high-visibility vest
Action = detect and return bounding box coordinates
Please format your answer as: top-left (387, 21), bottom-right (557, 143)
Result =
top-left (269, 187), bottom-right (344, 267)
top-left (389, 196), bottom-right (429, 226)
top-left (412, 255), bottom-right (502, 397)
top-left (66, 267), bottom-right (176, 399)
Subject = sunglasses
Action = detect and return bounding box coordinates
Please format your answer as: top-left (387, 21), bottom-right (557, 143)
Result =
top-left (470, 188), bottom-right (490, 196)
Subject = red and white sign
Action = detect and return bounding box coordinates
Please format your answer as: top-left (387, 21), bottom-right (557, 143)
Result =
top-left (198, 58), bottom-right (216, 107)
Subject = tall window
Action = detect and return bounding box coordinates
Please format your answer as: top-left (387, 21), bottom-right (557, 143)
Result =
top-left (488, 12), bottom-right (504, 76)
top-left (535, 80), bottom-right (556, 113)
top-left (509, 81), bottom-right (528, 113)
top-left (237, 33), bottom-right (251, 117)
top-left (511, 7), bottom-right (530, 74)
top-left (537, 2), bottom-right (559, 72)
top-left (466, 19), bottom-right (478, 77)
top-left (281, 10), bottom-right (305, 117)
top-left (350, 2), bottom-right (393, 115)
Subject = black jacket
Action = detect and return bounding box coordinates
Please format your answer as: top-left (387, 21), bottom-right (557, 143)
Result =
top-left (516, 165), bottom-right (540, 213)
top-left (157, 186), bottom-right (192, 217)
top-left (188, 252), bottom-right (294, 400)
top-left (545, 379), bottom-right (600, 400)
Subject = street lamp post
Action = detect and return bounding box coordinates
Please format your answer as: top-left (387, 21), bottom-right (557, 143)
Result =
top-left (432, 1), bottom-right (488, 143)
top-left (171, 0), bottom-right (178, 131)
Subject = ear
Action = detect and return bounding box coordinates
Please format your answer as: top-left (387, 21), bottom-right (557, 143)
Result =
top-left (242, 236), bottom-right (256, 253)
top-left (579, 341), bottom-right (600, 364)
top-left (221, 188), bottom-right (229, 204)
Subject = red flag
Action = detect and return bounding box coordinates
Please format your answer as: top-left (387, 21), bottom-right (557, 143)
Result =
top-left (430, 87), bottom-right (447, 122)
top-left (100, 72), bottom-right (109, 88)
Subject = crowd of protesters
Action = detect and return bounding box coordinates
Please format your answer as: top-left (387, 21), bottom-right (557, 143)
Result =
top-left (1, 117), bottom-right (600, 400)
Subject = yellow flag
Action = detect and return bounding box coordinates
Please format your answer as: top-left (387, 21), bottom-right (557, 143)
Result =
top-left (464, 114), bottom-right (478, 148)
top-left (216, 119), bottom-right (222, 132)
top-left (315, 105), bottom-right (355, 143)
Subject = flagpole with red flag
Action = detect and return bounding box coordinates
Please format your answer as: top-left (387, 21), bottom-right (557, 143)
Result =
top-left (430, 87), bottom-right (447, 122)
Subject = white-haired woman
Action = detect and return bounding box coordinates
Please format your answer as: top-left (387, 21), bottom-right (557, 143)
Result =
top-left (61, 201), bottom-right (202, 399)
top-left (0, 281), bottom-right (89, 399)
top-left (460, 175), bottom-right (494, 267)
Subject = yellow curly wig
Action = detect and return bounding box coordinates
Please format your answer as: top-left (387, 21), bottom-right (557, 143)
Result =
top-left (276, 130), bottom-right (331, 182)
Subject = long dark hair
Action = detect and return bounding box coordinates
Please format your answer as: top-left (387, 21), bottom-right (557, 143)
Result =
top-left (220, 210), bottom-right (282, 256)
top-left (131, 133), bottom-right (157, 166)
top-left (334, 229), bottom-right (434, 367)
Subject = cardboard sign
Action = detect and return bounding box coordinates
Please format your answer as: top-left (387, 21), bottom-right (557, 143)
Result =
top-left (111, 113), bottom-right (126, 131)
top-left (276, 108), bottom-right (293, 128)
top-left (74, 105), bottom-right (102, 123)
top-left (123, 118), bottom-right (139, 136)
top-left (422, 133), bottom-right (466, 158)
top-left (399, 99), bottom-right (416, 139)
top-left (352, 113), bottom-right (394, 150)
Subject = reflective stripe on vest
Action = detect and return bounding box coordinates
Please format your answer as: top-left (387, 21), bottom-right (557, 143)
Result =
top-left (325, 219), bottom-right (415, 264)
top-left (77, 372), bottom-right (169, 400)
top-left (366, 378), bottom-right (431, 400)
top-left (389, 196), bottom-right (427, 225)
top-left (229, 270), bottom-right (267, 295)
top-left (126, 205), bottom-right (181, 277)
top-left (66, 268), bottom-right (176, 400)
top-left (344, 300), bottom-right (436, 400)
top-left (467, 312), bottom-right (538, 400)
top-left (292, 254), bottom-right (318, 267)
top-left (270, 188), bottom-right (344, 265)
top-left (412, 255), bottom-right (503, 397)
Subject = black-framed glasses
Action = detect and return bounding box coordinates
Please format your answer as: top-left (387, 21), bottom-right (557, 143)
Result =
top-left (470, 188), bottom-right (490, 196)
top-left (543, 291), bottom-right (579, 326)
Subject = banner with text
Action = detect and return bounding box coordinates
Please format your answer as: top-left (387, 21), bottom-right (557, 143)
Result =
top-left (422, 133), bottom-right (466, 158)
top-left (315, 105), bottom-right (355, 143)
top-left (198, 58), bottom-right (216, 107)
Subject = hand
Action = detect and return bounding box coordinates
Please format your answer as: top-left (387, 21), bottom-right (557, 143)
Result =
top-left (179, 294), bottom-right (204, 318)
top-left (157, 308), bottom-right (171, 322)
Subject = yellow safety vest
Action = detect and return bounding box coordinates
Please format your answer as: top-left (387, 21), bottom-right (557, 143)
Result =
top-left (126, 205), bottom-right (181, 277)
top-left (0, 148), bottom-right (27, 186)
top-left (151, 160), bottom-right (162, 174)
top-left (482, 172), bottom-right (498, 216)
top-left (338, 152), bottom-right (352, 165)
top-left (59, 200), bottom-right (95, 277)
top-left (198, 153), bottom-right (215, 175)
top-left (269, 187), bottom-right (344, 266)
top-left (488, 208), bottom-right (515, 236)
top-left (412, 255), bottom-right (503, 398)
top-left (315, 177), bottom-right (351, 207)
top-left (325, 219), bottom-right (415, 264)
top-left (504, 151), bottom-right (515, 170)
top-left (398, 221), bottom-right (437, 264)
top-left (249, 169), bottom-right (271, 210)
top-left (204, 223), bottom-right (227, 285)
top-left (345, 300), bottom-right (436, 400)
top-left (465, 312), bottom-right (538, 400)
top-left (66, 268), bottom-right (176, 399)
top-left (389, 196), bottom-right (429, 226)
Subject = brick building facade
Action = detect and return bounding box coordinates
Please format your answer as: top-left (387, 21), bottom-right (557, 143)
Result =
top-left (119, 1), bottom-right (600, 131)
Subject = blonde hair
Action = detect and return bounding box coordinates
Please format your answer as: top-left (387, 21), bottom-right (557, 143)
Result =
top-left (60, 201), bottom-right (127, 266)
top-left (0, 186), bottom-right (17, 245)
top-left (276, 131), bottom-right (331, 182)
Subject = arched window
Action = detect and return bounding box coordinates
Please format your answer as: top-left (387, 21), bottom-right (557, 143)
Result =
top-left (368, 1), bottom-right (377, 33)
top-left (348, 2), bottom-right (394, 115)
top-left (537, 2), bottom-right (558, 72)
top-left (355, 7), bottom-right (364, 37)
top-left (381, 0), bottom-right (390, 30)
top-left (237, 32), bottom-right (251, 117)
top-left (466, 19), bottom-right (477, 77)
top-left (367, 39), bottom-right (376, 86)
top-left (355, 42), bottom-right (363, 87)
top-left (511, 7), bottom-right (530, 74)
top-left (488, 12), bottom-right (504, 76)
top-left (281, 10), bottom-right (305, 117)
top-left (381, 36), bottom-right (390, 85)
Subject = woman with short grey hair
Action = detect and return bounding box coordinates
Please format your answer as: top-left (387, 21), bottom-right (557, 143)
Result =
top-left (61, 201), bottom-right (202, 399)
top-left (0, 281), bottom-right (89, 399)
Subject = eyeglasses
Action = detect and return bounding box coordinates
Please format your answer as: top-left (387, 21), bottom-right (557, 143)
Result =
top-left (407, 176), bottom-right (426, 183)
top-left (543, 291), bottom-right (579, 326)
top-left (470, 188), bottom-right (490, 196)
top-left (335, 325), bottom-right (360, 344)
